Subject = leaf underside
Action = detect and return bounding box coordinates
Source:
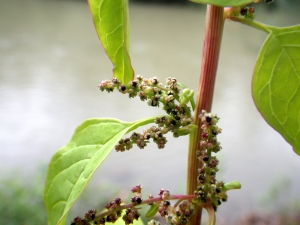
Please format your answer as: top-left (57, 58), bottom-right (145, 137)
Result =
top-left (252, 25), bottom-right (300, 155)
top-left (43, 118), bottom-right (155, 225)
top-left (190, 0), bottom-right (252, 7)
top-left (87, 0), bottom-right (134, 84)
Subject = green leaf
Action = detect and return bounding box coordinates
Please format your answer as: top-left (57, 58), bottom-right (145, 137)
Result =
top-left (252, 25), bottom-right (300, 155)
top-left (145, 204), bottom-right (159, 218)
top-left (190, 0), bottom-right (252, 7)
top-left (44, 117), bottom-right (156, 225)
top-left (57, 217), bottom-right (66, 225)
top-left (87, 0), bottom-right (134, 84)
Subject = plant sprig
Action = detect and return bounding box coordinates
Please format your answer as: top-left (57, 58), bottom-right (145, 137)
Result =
top-left (70, 110), bottom-right (241, 225)
top-left (99, 76), bottom-right (197, 151)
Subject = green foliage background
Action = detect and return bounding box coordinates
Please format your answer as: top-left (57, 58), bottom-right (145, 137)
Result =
top-left (0, 174), bottom-right (47, 225)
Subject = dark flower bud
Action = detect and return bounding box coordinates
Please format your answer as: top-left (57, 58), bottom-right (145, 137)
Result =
top-left (124, 138), bottom-right (131, 144)
top-left (203, 156), bottom-right (209, 162)
top-left (106, 215), bottom-right (112, 222)
top-left (136, 75), bottom-right (143, 81)
top-left (198, 174), bottom-right (205, 181)
top-left (115, 197), bottom-right (122, 205)
top-left (249, 7), bottom-right (255, 13)
top-left (154, 131), bottom-right (162, 139)
top-left (130, 132), bottom-right (140, 140)
top-left (205, 116), bottom-right (212, 123)
top-left (240, 7), bottom-right (248, 15)
top-left (112, 78), bottom-right (120, 84)
top-left (155, 117), bottom-right (161, 124)
top-left (161, 116), bottom-right (167, 123)
top-left (163, 201), bottom-right (170, 206)
top-left (131, 184), bottom-right (142, 193)
top-left (152, 77), bottom-right (159, 85)
top-left (85, 209), bottom-right (97, 220)
top-left (73, 217), bottom-right (82, 224)
top-left (136, 197), bottom-right (142, 204)
top-left (105, 202), bottom-right (112, 209)
top-left (119, 84), bottom-right (126, 92)
top-left (212, 130), bottom-right (218, 136)
top-left (130, 80), bottom-right (138, 87)
top-left (159, 210), bottom-right (168, 217)
top-left (180, 217), bottom-right (188, 224)
top-left (170, 120), bottom-right (177, 126)
top-left (167, 91), bottom-right (173, 96)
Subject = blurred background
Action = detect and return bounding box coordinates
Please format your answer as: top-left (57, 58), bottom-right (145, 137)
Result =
top-left (1, 0), bottom-right (300, 224)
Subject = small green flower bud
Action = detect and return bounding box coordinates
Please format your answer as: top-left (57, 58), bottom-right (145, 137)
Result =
top-left (179, 88), bottom-right (194, 106)
top-left (223, 181), bottom-right (241, 191)
top-left (177, 124), bottom-right (197, 136)
top-left (144, 86), bottom-right (154, 94)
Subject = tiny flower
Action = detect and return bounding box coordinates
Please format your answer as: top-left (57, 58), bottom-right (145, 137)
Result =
top-left (202, 132), bottom-right (208, 139)
top-left (161, 190), bottom-right (170, 200)
top-left (131, 184), bottom-right (142, 193)
top-left (112, 78), bottom-right (120, 84)
top-left (85, 209), bottom-right (97, 220)
top-left (119, 84), bottom-right (126, 92)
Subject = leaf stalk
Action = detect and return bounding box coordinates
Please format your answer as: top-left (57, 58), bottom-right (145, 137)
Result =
top-left (225, 12), bottom-right (271, 33)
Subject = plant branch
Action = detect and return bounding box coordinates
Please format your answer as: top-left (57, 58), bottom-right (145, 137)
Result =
top-left (224, 7), bottom-right (271, 34)
top-left (187, 4), bottom-right (224, 225)
top-left (94, 194), bottom-right (196, 220)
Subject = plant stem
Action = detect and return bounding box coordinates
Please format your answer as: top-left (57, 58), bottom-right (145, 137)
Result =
top-left (187, 5), bottom-right (224, 225)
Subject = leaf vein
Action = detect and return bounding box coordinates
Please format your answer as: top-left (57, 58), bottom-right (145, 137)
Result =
top-left (46, 158), bottom-right (90, 197)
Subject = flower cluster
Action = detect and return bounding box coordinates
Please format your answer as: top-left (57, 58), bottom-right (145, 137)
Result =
top-left (148, 219), bottom-right (161, 225)
top-left (122, 208), bottom-right (140, 225)
top-left (99, 76), bottom-right (195, 151)
top-left (115, 126), bottom-right (168, 151)
top-left (194, 110), bottom-right (227, 211)
top-left (240, 6), bottom-right (255, 19)
top-left (239, 0), bottom-right (275, 19)
top-left (225, 1), bottom-right (274, 21)
top-left (158, 188), bottom-right (170, 201)
top-left (71, 108), bottom-right (240, 225)
top-left (70, 209), bottom-right (98, 225)
top-left (146, 189), bottom-right (195, 225)
top-left (98, 76), bottom-right (193, 119)
top-left (71, 186), bottom-right (143, 225)
top-left (105, 197), bottom-right (123, 220)
top-left (131, 184), bottom-right (143, 205)
top-left (70, 184), bottom-right (198, 225)
top-left (166, 200), bottom-right (195, 225)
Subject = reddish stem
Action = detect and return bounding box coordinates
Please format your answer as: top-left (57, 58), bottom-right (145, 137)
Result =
top-left (95, 194), bottom-right (196, 220)
top-left (187, 5), bottom-right (224, 225)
